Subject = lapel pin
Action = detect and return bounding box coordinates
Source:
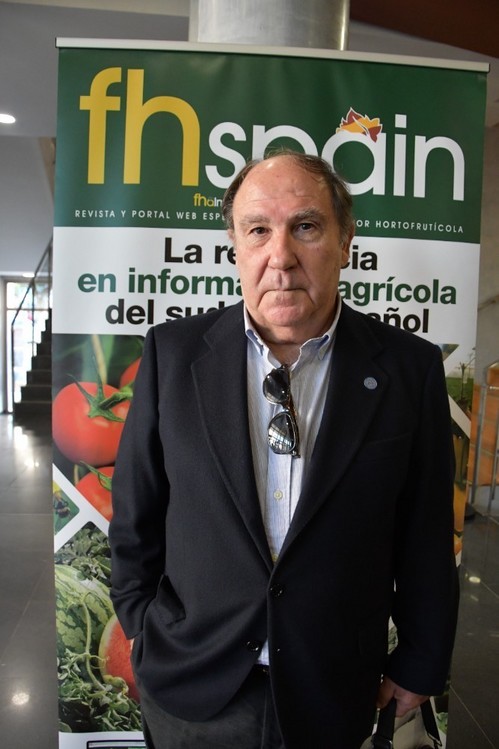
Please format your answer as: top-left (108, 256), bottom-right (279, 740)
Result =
top-left (363, 376), bottom-right (378, 390)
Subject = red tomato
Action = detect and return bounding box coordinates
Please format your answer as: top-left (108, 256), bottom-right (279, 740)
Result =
top-left (76, 466), bottom-right (114, 521)
top-left (52, 382), bottom-right (130, 466)
top-left (120, 357), bottom-right (141, 387)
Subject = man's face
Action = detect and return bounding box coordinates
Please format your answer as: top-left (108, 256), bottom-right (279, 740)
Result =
top-left (229, 155), bottom-right (351, 347)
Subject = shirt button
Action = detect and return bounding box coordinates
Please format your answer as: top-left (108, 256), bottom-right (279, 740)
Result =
top-left (273, 489), bottom-right (283, 500)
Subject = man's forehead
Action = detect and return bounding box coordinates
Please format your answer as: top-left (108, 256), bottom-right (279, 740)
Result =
top-left (234, 159), bottom-right (329, 209)
top-left (245, 156), bottom-right (325, 186)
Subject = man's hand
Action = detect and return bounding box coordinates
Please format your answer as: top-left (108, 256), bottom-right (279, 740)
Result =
top-left (377, 676), bottom-right (428, 717)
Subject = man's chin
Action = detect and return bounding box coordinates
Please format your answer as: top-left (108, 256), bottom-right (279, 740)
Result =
top-left (260, 308), bottom-right (308, 334)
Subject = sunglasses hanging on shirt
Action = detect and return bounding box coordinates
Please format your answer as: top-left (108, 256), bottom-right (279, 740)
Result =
top-left (263, 366), bottom-right (301, 457)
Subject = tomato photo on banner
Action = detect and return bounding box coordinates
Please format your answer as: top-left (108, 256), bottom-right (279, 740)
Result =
top-left (53, 382), bottom-right (130, 467)
top-left (52, 333), bottom-right (144, 736)
top-left (53, 40), bottom-right (488, 748)
top-left (76, 466), bottom-right (114, 521)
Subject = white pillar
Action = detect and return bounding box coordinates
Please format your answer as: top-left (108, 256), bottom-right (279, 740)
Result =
top-left (189, 0), bottom-right (349, 50)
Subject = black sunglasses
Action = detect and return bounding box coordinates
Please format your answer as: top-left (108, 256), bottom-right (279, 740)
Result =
top-left (263, 366), bottom-right (300, 457)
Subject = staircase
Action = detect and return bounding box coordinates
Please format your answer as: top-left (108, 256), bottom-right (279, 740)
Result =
top-left (13, 311), bottom-right (52, 425)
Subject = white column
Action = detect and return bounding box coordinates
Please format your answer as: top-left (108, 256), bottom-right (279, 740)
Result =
top-left (189, 0), bottom-right (350, 50)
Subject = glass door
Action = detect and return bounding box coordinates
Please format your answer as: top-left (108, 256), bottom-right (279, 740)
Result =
top-left (6, 279), bottom-right (50, 413)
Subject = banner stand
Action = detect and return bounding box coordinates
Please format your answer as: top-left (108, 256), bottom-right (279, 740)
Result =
top-left (53, 40), bottom-right (488, 747)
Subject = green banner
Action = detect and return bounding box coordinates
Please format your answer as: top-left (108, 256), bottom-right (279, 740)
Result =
top-left (55, 45), bottom-right (487, 241)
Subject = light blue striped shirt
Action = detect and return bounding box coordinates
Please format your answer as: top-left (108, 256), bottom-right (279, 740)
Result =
top-left (244, 300), bottom-right (341, 664)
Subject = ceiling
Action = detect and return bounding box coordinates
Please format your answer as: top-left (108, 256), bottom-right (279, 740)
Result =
top-left (0, 0), bottom-right (498, 273)
top-left (350, 0), bottom-right (499, 60)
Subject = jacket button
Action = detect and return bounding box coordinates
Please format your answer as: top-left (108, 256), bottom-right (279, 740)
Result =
top-left (245, 640), bottom-right (262, 652)
top-left (270, 584), bottom-right (284, 598)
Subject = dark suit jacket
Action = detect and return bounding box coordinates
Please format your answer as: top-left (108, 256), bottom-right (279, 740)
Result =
top-left (109, 301), bottom-right (459, 749)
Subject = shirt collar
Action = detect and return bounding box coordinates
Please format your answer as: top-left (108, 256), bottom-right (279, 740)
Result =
top-left (244, 297), bottom-right (342, 364)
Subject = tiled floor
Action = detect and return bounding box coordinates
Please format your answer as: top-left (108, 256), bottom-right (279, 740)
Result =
top-left (0, 413), bottom-right (498, 748)
top-left (0, 415), bottom-right (58, 747)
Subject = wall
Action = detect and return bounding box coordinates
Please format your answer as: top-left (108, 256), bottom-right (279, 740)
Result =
top-left (0, 137), bottom-right (54, 273)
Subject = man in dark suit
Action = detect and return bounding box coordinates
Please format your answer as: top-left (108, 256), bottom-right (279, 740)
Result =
top-left (109, 151), bottom-right (459, 749)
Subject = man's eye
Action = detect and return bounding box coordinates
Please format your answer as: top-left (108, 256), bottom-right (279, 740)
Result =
top-left (250, 226), bottom-right (266, 235)
top-left (297, 222), bottom-right (314, 232)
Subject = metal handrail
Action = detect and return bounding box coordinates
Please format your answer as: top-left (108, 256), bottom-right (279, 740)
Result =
top-left (470, 359), bottom-right (499, 513)
top-left (10, 240), bottom-right (52, 410)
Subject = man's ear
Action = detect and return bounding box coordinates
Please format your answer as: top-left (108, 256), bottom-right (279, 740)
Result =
top-left (228, 229), bottom-right (236, 255)
top-left (341, 228), bottom-right (354, 268)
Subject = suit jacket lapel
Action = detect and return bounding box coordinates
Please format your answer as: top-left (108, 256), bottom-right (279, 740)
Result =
top-left (191, 303), bottom-right (273, 570)
top-left (281, 304), bottom-right (389, 556)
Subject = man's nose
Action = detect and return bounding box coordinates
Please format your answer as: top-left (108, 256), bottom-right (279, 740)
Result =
top-left (268, 229), bottom-right (298, 269)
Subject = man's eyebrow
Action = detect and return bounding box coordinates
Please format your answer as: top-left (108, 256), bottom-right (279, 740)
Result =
top-left (292, 208), bottom-right (327, 223)
top-left (237, 207), bottom-right (327, 227)
top-left (237, 213), bottom-right (270, 228)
